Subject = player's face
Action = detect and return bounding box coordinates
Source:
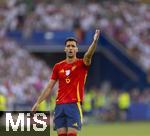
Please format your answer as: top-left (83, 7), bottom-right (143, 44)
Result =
top-left (65, 41), bottom-right (78, 58)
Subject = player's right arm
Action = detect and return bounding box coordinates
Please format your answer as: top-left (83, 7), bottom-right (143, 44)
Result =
top-left (31, 79), bottom-right (57, 112)
top-left (83, 29), bottom-right (100, 66)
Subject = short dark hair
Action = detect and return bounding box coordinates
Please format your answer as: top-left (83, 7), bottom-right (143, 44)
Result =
top-left (65, 37), bottom-right (78, 45)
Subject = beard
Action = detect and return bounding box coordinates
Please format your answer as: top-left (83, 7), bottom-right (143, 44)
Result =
top-left (68, 55), bottom-right (74, 58)
top-left (67, 52), bottom-right (75, 58)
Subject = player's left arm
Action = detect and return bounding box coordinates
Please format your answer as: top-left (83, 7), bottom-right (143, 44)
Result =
top-left (83, 29), bottom-right (100, 66)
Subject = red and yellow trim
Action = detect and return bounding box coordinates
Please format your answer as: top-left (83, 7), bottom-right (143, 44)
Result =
top-left (77, 102), bottom-right (83, 123)
top-left (77, 82), bottom-right (81, 102)
top-left (77, 82), bottom-right (83, 123)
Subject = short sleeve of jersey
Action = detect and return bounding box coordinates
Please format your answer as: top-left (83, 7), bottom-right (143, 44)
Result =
top-left (80, 59), bottom-right (90, 70)
top-left (50, 64), bottom-right (58, 80)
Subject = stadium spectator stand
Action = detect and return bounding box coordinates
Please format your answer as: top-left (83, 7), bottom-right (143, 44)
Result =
top-left (0, 0), bottom-right (149, 121)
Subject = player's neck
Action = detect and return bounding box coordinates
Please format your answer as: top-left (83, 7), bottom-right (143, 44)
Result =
top-left (66, 57), bottom-right (77, 64)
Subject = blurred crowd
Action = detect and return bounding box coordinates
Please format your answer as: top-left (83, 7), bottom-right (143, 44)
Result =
top-left (82, 83), bottom-right (150, 122)
top-left (0, 0), bottom-right (149, 70)
top-left (0, 37), bottom-right (149, 123)
top-left (0, 37), bottom-right (51, 111)
top-left (0, 0), bottom-right (150, 121)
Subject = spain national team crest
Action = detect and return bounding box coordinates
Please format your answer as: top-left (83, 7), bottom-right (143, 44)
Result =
top-left (65, 70), bottom-right (70, 76)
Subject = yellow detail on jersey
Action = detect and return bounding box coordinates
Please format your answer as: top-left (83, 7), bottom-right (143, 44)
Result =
top-left (77, 102), bottom-right (83, 124)
top-left (60, 69), bottom-right (64, 73)
top-left (77, 82), bottom-right (81, 102)
top-left (72, 65), bottom-right (77, 71)
top-left (65, 77), bottom-right (70, 83)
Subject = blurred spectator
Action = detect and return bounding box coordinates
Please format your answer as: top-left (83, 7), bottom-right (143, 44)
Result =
top-left (0, 92), bottom-right (7, 111)
top-left (0, 0), bottom-right (150, 121)
top-left (0, 0), bottom-right (149, 71)
top-left (0, 37), bottom-right (51, 110)
top-left (118, 91), bottom-right (130, 121)
top-left (73, 17), bottom-right (85, 44)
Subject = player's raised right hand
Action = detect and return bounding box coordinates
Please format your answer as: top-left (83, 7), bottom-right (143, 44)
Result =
top-left (93, 29), bottom-right (100, 41)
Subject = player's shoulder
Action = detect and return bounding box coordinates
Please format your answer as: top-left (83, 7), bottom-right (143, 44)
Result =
top-left (55, 59), bottom-right (66, 66)
top-left (77, 58), bottom-right (83, 61)
top-left (76, 58), bottom-right (84, 64)
top-left (77, 58), bottom-right (90, 68)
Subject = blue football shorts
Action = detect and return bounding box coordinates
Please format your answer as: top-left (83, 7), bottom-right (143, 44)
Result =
top-left (53, 102), bottom-right (83, 131)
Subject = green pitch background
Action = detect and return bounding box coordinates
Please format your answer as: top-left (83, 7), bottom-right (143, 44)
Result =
top-left (51, 122), bottom-right (150, 136)
top-left (1, 122), bottom-right (150, 136)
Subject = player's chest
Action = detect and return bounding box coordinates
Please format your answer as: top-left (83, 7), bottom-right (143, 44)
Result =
top-left (58, 64), bottom-right (79, 78)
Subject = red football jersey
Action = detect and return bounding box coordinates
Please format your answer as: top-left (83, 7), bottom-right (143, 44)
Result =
top-left (51, 58), bottom-right (89, 104)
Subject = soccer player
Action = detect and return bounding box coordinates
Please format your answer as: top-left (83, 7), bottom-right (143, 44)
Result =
top-left (32, 29), bottom-right (100, 136)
